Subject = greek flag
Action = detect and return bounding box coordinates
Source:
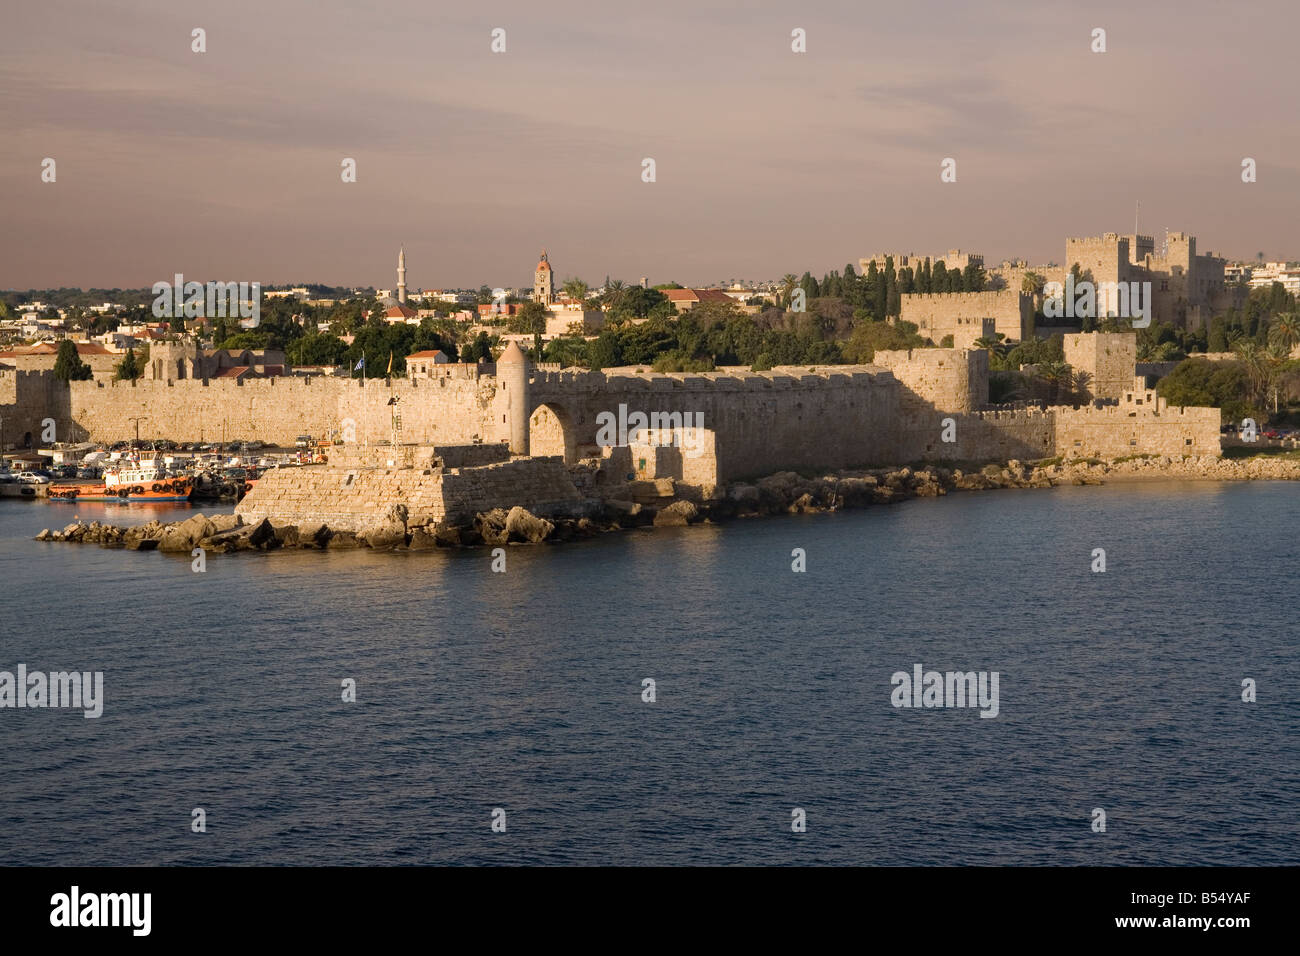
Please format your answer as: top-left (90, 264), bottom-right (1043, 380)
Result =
top-left (354, 357), bottom-right (365, 371)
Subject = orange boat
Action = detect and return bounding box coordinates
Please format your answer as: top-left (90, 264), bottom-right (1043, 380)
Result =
top-left (49, 463), bottom-right (194, 503)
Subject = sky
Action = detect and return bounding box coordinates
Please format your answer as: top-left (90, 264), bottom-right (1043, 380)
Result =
top-left (2, 0), bottom-right (1298, 290)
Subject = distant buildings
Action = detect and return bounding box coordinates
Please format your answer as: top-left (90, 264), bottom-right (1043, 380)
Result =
top-left (1247, 261), bottom-right (1300, 294)
top-left (0, 341), bottom-right (118, 380)
top-left (660, 288), bottom-right (736, 311)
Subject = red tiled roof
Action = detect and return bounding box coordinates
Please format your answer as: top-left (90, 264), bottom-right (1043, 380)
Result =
top-left (385, 305), bottom-right (418, 319)
top-left (213, 366), bottom-right (249, 378)
top-left (661, 289), bottom-right (699, 302)
top-left (693, 289), bottom-right (733, 303)
top-left (408, 350), bottom-right (448, 359)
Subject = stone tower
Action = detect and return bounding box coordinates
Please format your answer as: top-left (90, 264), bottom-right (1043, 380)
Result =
top-left (397, 246), bottom-right (407, 304)
top-left (497, 340), bottom-right (530, 455)
top-left (534, 250), bottom-right (554, 305)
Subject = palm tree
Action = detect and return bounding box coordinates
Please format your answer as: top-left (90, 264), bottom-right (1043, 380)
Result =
top-left (973, 332), bottom-right (1007, 363)
top-left (1231, 338), bottom-right (1269, 407)
top-left (1020, 271), bottom-right (1045, 313)
top-left (561, 278), bottom-right (589, 304)
top-left (601, 279), bottom-right (626, 312)
top-left (1263, 342), bottom-right (1290, 413)
top-left (780, 274), bottom-right (798, 310)
top-left (1268, 311), bottom-right (1300, 355)
top-left (1037, 360), bottom-right (1070, 404)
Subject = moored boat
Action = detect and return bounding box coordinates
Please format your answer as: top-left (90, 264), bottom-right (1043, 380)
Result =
top-left (49, 460), bottom-right (194, 503)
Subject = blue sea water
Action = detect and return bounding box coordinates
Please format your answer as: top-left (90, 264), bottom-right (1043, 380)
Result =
top-left (0, 481), bottom-right (1295, 865)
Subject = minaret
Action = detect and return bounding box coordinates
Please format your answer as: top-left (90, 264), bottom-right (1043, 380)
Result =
top-left (397, 246), bottom-right (407, 304)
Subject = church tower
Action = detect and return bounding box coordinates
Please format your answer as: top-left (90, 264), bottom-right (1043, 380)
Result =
top-left (397, 246), bottom-right (407, 304)
top-left (534, 250), bottom-right (554, 305)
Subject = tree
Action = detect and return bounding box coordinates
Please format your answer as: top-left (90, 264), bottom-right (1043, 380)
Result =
top-left (287, 332), bottom-right (348, 367)
top-left (561, 278), bottom-right (589, 302)
top-left (588, 331), bottom-right (620, 370)
top-left (1268, 311), bottom-right (1300, 354)
top-left (1037, 360), bottom-right (1070, 403)
top-left (53, 340), bottom-right (93, 381)
top-left (779, 274), bottom-right (798, 311)
top-left (114, 347), bottom-right (143, 381)
top-left (509, 301), bottom-right (549, 335)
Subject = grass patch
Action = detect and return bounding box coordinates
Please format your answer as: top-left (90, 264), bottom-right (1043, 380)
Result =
top-left (1222, 445), bottom-right (1300, 461)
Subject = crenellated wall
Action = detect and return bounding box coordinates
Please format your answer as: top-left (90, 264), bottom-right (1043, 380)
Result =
top-left (5, 348), bottom-right (1222, 482)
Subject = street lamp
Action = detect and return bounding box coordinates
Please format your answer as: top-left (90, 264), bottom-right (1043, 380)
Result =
top-left (127, 416), bottom-right (149, 454)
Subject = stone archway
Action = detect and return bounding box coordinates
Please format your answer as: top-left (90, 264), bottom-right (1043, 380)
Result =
top-left (529, 402), bottom-right (576, 464)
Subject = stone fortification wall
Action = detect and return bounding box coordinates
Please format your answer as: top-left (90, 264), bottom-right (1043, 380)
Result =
top-left (234, 455), bottom-right (583, 531)
top-left (1056, 392), bottom-right (1220, 458)
top-left (873, 348), bottom-right (988, 412)
top-left (57, 375), bottom-right (509, 447)
top-left (899, 291), bottom-right (1031, 343)
top-left (0, 370), bottom-right (67, 447)
top-left (531, 365), bottom-right (902, 482)
top-left (439, 458), bottom-right (585, 525)
top-left (1063, 332), bottom-right (1138, 401)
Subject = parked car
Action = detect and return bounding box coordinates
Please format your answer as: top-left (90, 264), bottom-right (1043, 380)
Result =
top-left (295, 435), bottom-right (313, 448)
top-left (15, 472), bottom-right (51, 484)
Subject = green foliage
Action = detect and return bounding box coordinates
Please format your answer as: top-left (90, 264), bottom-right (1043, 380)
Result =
top-left (1157, 358), bottom-right (1254, 421)
top-left (841, 319), bottom-right (924, 363)
top-left (287, 332), bottom-right (349, 367)
top-left (458, 331), bottom-right (493, 364)
top-left (508, 301), bottom-right (548, 335)
top-left (542, 336), bottom-right (588, 368)
top-left (53, 340), bottom-right (93, 381)
top-left (113, 347), bottom-right (143, 381)
top-left (651, 352), bottom-right (716, 373)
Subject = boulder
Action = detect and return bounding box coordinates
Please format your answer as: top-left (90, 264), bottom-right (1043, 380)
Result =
top-left (361, 520), bottom-right (407, 550)
top-left (158, 514), bottom-right (215, 552)
top-left (504, 506), bottom-right (554, 543)
top-left (474, 509), bottom-right (510, 546)
top-left (408, 528), bottom-right (438, 550)
top-left (433, 522), bottom-right (463, 548)
top-left (296, 522), bottom-right (330, 548)
top-left (209, 514), bottom-right (242, 534)
top-left (653, 499), bottom-right (699, 527)
top-left (327, 530), bottom-right (362, 549)
top-left (272, 525), bottom-right (300, 548)
top-left (123, 527), bottom-right (160, 551)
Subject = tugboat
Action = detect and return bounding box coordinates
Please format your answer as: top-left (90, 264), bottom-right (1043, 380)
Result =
top-left (49, 457), bottom-right (193, 503)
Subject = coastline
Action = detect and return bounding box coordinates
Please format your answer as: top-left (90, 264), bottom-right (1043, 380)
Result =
top-left (29, 452), bottom-right (1300, 553)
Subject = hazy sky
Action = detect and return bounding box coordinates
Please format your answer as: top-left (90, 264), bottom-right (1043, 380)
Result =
top-left (3, 0), bottom-right (1297, 290)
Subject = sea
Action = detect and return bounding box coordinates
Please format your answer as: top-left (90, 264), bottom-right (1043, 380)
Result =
top-left (0, 481), bottom-right (1295, 865)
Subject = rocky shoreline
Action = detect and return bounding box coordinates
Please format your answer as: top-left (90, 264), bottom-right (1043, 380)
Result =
top-left (32, 454), bottom-right (1300, 554)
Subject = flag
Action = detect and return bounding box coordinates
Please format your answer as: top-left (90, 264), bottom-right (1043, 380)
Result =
top-left (354, 357), bottom-right (365, 371)
top-left (386, 351), bottom-right (393, 375)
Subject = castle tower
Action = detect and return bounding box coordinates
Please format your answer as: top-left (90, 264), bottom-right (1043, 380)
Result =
top-left (534, 250), bottom-right (554, 305)
top-left (497, 340), bottom-right (530, 455)
top-left (397, 246), bottom-right (407, 304)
